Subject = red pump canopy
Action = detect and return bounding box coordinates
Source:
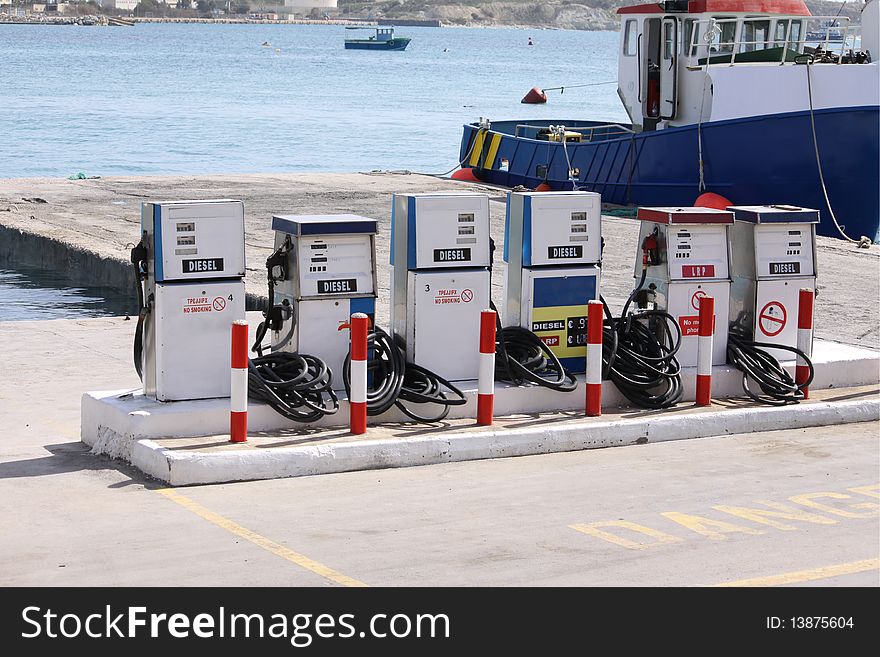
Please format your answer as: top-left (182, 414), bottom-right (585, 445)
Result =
top-left (617, 1), bottom-right (811, 15)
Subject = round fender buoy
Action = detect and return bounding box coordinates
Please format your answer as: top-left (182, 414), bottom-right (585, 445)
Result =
top-left (695, 192), bottom-right (733, 210)
top-left (452, 168), bottom-right (480, 182)
top-left (521, 87), bottom-right (547, 104)
top-left (535, 182), bottom-right (552, 191)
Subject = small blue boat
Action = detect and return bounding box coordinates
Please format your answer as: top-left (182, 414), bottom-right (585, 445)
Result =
top-left (457, 0), bottom-right (879, 242)
top-left (344, 27), bottom-right (411, 51)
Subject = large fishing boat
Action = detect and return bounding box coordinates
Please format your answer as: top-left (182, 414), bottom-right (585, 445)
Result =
top-left (458, 0), bottom-right (879, 242)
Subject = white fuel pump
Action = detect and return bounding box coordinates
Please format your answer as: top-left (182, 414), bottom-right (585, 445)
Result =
top-left (134, 199), bottom-right (246, 401)
top-left (728, 205), bottom-right (818, 360)
top-left (634, 206), bottom-right (733, 367)
top-left (503, 190), bottom-right (602, 373)
top-left (390, 192), bottom-right (491, 381)
top-left (267, 214), bottom-right (378, 390)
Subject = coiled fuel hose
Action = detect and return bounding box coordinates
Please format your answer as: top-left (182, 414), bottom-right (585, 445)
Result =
top-left (247, 352), bottom-right (339, 423)
top-left (246, 238), bottom-right (339, 423)
top-left (491, 304), bottom-right (578, 392)
top-left (342, 325), bottom-right (467, 423)
top-left (726, 322), bottom-right (814, 406)
top-left (598, 269), bottom-right (684, 409)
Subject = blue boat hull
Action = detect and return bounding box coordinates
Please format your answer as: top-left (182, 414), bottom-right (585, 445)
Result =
top-left (459, 106), bottom-right (880, 242)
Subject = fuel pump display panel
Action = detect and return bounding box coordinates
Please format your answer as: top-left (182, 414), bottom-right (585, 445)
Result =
top-left (396, 193), bottom-right (491, 270)
top-left (148, 200), bottom-right (246, 283)
top-left (665, 225), bottom-right (730, 280)
top-left (505, 191), bottom-right (602, 267)
top-left (753, 224), bottom-right (816, 278)
top-left (294, 235), bottom-right (376, 299)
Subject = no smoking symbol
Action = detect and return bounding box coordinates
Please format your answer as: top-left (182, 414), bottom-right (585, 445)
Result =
top-left (759, 301), bottom-right (786, 337)
top-left (460, 289), bottom-right (474, 303)
top-left (691, 289), bottom-right (708, 311)
top-left (212, 297), bottom-right (227, 312)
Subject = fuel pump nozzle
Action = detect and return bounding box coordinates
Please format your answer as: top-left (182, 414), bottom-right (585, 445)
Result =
top-left (641, 226), bottom-right (660, 268)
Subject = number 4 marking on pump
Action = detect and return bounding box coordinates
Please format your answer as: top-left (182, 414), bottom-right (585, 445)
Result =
top-left (759, 301), bottom-right (786, 337)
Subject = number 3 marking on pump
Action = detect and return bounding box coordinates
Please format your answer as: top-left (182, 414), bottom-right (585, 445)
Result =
top-left (759, 301), bottom-right (786, 337)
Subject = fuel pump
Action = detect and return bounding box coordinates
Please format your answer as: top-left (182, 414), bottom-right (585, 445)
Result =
top-left (132, 199), bottom-right (246, 401)
top-left (264, 214), bottom-right (378, 390)
top-left (390, 192), bottom-right (491, 381)
top-left (728, 205), bottom-right (818, 360)
top-left (503, 190), bottom-right (602, 373)
top-left (633, 206), bottom-right (733, 367)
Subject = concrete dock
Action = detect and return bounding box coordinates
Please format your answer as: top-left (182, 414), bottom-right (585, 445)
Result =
top-left (0, 314), bottom-right (877, 585)
top-left (0, 173), bottom-right (878, 585)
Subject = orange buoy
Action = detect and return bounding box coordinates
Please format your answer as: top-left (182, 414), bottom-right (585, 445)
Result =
top-left (535, 182), bottom-right (552, 191)
top-left (521, 87), bottom-right (547, 104)
top-left (694, 192), bottom-right (733, 210)
top-left (452, 167), bottom-right (480, 182)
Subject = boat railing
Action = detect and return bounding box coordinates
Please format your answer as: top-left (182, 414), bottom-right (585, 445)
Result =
top-left (513, 123), bottom-right (635, 141)
top-left (686, 16), bottom-right (862, 66)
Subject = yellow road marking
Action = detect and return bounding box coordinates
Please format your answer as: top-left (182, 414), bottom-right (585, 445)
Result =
top-left (713, 558), bottom-right (880, 587)
top-left (156, 488), bottom-right (367, 587)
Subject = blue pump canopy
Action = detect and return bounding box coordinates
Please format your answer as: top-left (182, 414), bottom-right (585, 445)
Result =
top-left (272, 214), bottom-right (378, 236)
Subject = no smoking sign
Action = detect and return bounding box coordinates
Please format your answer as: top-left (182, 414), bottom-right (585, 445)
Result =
top-left (758, 301), bottom-right (787, 337)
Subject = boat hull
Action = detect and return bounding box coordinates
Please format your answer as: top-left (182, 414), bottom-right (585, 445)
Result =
top-left (459, 106), bottom-right (880, 242)
top-left (344, 39), bottom-right (411, 51)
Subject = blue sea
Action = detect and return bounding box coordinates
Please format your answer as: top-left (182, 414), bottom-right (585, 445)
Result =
top-left (0, 23), bottom-right (624, 319)
top-left (0, 23), bottom-right (624, 178)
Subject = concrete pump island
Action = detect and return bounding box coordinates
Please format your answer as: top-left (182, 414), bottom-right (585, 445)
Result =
top-left (0, 173), bottom-right (876, 488)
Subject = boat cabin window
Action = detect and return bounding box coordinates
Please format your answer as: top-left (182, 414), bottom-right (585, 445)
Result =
top-left (623, 19), bottom-right (637, 56)
top-left (663, 20), bottom-right (676, 59)
top-left (740, 19), bottom-right (770, 52)
top-left (708, 17), bottom-right (737, 53)
top-left (789, 20), bottom-right (803, 47)
top-left (684, 19), bottom-right (697, 55)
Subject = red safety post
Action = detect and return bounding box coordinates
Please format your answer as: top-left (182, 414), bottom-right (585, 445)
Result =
top-left (477, 309), bottom-right (496, 426)
top-left (230, 320), bottom-right (249, 443)
top-left (585, 300), bottom-right (603, 417)
top-left (349, 312), bottom-right (369, 435)
top-left (796, 288), bottom-right (814, 399)
top-left (696, 295), bottom-right (715, 406)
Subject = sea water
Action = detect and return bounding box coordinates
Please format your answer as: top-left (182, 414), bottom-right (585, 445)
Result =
top-left (0, 23), bottom-right (624, 319)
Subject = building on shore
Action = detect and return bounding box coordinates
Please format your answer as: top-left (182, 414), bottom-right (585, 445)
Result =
top-left (283, 0), bottom-right (337, 16)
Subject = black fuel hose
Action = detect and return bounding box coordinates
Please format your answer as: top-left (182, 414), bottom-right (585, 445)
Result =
top-left (247, 352), bottom-right (339, 423)
top-left (599, 280), bottom-right (684, 409)
top-left (492, 315), bottom-right (578, 392)
top-left (726, 324), bottom-right (814, 406)
top-left (342, 325), bottom-right (467, 423)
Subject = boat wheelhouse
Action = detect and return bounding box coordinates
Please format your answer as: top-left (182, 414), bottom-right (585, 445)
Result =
top-left (459, 0), bottom-right (879, 242)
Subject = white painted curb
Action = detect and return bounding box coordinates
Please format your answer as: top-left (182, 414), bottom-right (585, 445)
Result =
top-left (124, 397), bottom-right (878, 486)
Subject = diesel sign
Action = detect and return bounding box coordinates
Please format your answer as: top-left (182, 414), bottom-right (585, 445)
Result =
top-left (433, 248), bottom-right (471, 263)
top-left (182, 258), bottom-right (224, 273)
top-left (317, 278), bottom-right (357, 294)
top-left (547, 245), bottom-right (583, 259)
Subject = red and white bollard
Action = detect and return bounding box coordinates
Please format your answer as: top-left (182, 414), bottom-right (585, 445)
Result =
top-left (230, 320), bottom-right (248, 443)
top-left (696, 295), bottom-right (715, 407)
top-left (477, 309), bottom-right (496, 426)
top-left (796, 288), bottom-right (815, 399)
top-left (585, 300), bottom-right (603, 417)
top-left (349, 312), bottom-right (369, 435)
